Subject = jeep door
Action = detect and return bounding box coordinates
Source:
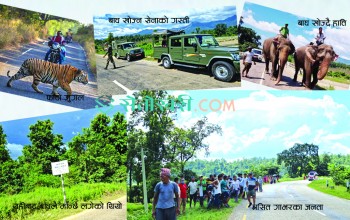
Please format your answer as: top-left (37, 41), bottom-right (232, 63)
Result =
top-left (169, 37), bottom-right (183, 61)
top-left (120, 45), bottom-right (127, 57)
top-left (183, 36), bottom-right (200, 63)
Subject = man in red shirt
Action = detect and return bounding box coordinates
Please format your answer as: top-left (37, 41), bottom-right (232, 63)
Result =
top-left (178, 177), bottom-right (187, 214)
top-left (52, 31), bottom-right (65, 45)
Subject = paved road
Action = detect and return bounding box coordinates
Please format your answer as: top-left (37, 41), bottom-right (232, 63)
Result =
top-left (0, 40), bottom-right (98, 109)
top-left (96, 54), bottom-right (241, 96)
top-left (240, 60), bottom-right (349, 90)
top-left (229, 180), bottom-right (350, 220)
top-left (60, 196), bottom-right (126, 220)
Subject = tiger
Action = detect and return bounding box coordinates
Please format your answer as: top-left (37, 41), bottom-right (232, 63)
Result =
top-left (6, 58), bottom-right (88, 96)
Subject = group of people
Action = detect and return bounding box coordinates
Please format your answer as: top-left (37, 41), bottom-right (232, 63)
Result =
top-left (45, 29), bottom-right (73, 64)
top-left (152, 168), bottom-right (265, 220)
top-left (241, 23), bottom-right (331, 78)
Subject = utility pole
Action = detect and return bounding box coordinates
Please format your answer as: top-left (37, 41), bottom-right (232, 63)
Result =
top-left (141, 147), bottom-right (148, 212)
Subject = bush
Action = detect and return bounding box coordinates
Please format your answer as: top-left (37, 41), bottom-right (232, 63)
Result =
top-left (328, 163), bottom-right (350, 186)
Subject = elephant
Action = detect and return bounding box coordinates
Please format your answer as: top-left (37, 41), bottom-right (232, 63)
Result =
top-left (263, 37), bottom-right (295, 85)
top-left (293, 44), bottom-right (336, 89)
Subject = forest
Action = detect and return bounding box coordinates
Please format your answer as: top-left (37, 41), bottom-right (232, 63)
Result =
top-left (0, 112), bottom-right (127, 219)
top-left (0, 4), bottom-right (96, 73)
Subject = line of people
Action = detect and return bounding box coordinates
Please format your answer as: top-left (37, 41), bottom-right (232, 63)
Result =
top-left (152, 168), bottom-right (268, 220)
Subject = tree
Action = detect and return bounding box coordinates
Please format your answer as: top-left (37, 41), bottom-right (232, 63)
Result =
top-left (106, 32), bottom-right (114, 44)
top-left (317, 153), bottom-right (331, 176)
top-left (195, 27), bottom-right (200, 34)
top-left (19, 120), bottom-right (65, 175)
top-left (0, 125), bottom-right (11, 163)
top-left (277, 143), bottom-right (319, 177)
top-left (214, 24), bottom-right (227, 37)
top-left (238, 26), bottom-right (261, 51)
top-left (66, 112), bottom-right (127, 183)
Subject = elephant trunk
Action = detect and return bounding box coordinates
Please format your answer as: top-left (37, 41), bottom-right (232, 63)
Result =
top-left (317, 55), bottom-right (332, 80)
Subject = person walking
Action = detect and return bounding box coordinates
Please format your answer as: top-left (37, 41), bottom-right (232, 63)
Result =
top-left (152, 168), bottom-right (180, 220)
top-left (258, 176), bottom-right (263, 192)
top-left (232, 175), bottom-right (240, 202)
top-left (246, 172), bottom-right (259, 209)
top-left (188, 177), bottom-right (198, 208)
top-left (178, 177), bottom-right (187, 214)
top-left (103, 43), bottom-right (117, 69)
top-left (241, 46), bottom-right (256, 77)
top-left (197, 176), bottom-right (206, 207)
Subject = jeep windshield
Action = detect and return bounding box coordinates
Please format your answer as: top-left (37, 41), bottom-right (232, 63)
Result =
top-left (196, 35), bottom-right (219, 47)
top-left (122, 43), bottom-right (136, 49)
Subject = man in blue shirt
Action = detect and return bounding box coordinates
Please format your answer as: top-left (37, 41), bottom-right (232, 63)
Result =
top-left (246, 172), bottom-right (259, 208)
top-left (152, 168), bottom-right (180, 220)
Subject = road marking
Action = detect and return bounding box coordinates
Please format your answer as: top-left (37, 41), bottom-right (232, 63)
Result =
top-left (113, 80), bottom-right (132, 93)
top-left (260, 70), bottom-right (265, 85)
top-left (313, 210), bottom-right (326, 216)
top-left (242, 214), bottom-right (246, 220)
top-left (21, 48), bottom-right (32, 55)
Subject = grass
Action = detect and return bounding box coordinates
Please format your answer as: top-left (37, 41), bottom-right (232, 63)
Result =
top-left (308, 177), bottom-right (350, 200)
top-left (278, 176), bottom-right (305, 182)
top-left (128, 197), bottom-right (241, 220)
top-left (0, 182), bottom-right (126, 220)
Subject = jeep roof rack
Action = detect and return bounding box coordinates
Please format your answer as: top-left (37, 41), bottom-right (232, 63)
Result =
top-left (152, 29), bottom-right (185, 36)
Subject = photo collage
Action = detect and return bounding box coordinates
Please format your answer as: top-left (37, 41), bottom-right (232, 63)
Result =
top-left (0, 0), bottom-right (349, 220)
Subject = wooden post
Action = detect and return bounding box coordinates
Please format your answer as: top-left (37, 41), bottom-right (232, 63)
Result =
top-left (61, 174), bottom-right (67, 205)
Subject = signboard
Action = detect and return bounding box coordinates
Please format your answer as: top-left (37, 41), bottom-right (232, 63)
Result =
top-left (51, 160), bottom-right (69, 176)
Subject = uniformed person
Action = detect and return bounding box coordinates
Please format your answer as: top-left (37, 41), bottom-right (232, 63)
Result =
top-left (103, 43), bottom-right (117, 69)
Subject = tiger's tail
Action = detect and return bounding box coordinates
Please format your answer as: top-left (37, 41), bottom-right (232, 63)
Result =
top-left (7, 70), bottom-right (11, 78)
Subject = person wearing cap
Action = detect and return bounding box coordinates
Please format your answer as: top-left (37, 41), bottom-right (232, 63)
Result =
top-left (152, 168), bottom-right (180, 220)
top-left (197, 176), bottom-right (206, 207)
top-left (241, 47), bottom-right (256, 77)
top-left (188, 177), bottom-right (198, 208)
top-left (246, 172), bottom-right (259, 208)
top-left (178, 177), bottom-right (187, 214)
top-left (103, 43), bottom-right (117, 69)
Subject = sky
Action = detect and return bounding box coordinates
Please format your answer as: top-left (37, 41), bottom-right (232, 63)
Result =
top-left (241, 2), bottom-right (350, 60)
top-left (1, 106), bottom-right (125, 160)
top-left (167, 90), bottom-right (350, 161)
top-left (93, 5), bottom-right (236, 39)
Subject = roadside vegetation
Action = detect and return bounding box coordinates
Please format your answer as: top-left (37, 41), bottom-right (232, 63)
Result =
top-left (0, 5), bottom-right (96, 74)
top-left (308, 177), bottom-right (350, 200)
top-left (0, 112), bottom-right (127, 219)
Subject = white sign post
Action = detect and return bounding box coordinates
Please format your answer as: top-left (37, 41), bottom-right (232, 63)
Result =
top-left (51, 160), bottom-right (69, 205)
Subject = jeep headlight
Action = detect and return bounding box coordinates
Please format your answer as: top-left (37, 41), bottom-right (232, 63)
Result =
top-left (130, 50), bottom-right (135, 54)
top-left (231, 53), bottom-right (239, 61)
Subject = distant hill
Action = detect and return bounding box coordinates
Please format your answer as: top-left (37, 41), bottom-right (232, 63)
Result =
top-left (336, 57), bottom-right (350, 65)
top-left (135, 15), bottom-right (237, 35)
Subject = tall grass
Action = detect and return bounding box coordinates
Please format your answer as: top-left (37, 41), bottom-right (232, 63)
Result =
top-left (308, 178), bottom-right (350, 200)
top-left (0, 19), bottom-right (39, 48)
top-left (0, 182), bottom-right (126, 220)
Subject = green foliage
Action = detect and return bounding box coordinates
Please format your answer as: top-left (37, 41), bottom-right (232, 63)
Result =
top-left (277, 143), bottom-right (319, 177)
top-left (238, 26), bottom-right (261, 51)
top-left (0, 182), bottom-right (126, 219)
top-left (0, 125), bottom-right (11, 163)
top-left (127, 91), bottom-right (222, 203)
top-left (65, 113), bottom-right (127, 183)
top-left (185, 158), bottom-right (280, 178)
top-left (18, 120), bottom-right (65, 175)
top-left (214, 24), bottom-right (227, 37)
top-left (328, 163), bottom-right (350, 186)
top-left (308, 177), bottom-right (350, 200)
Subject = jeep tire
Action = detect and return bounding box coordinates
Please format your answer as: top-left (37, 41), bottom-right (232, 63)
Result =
top-left (126, 54), bottom-right (131, 62)
top-left (211, 61), bottom-right (234, 82)
top-left (162, 56), bottom-right (172, 69)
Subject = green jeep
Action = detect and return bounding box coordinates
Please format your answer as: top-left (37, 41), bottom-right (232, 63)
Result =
top-left (112, 41), bottom-right (145, 62)
top-left (153, 30), bottom-right (240, 82)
